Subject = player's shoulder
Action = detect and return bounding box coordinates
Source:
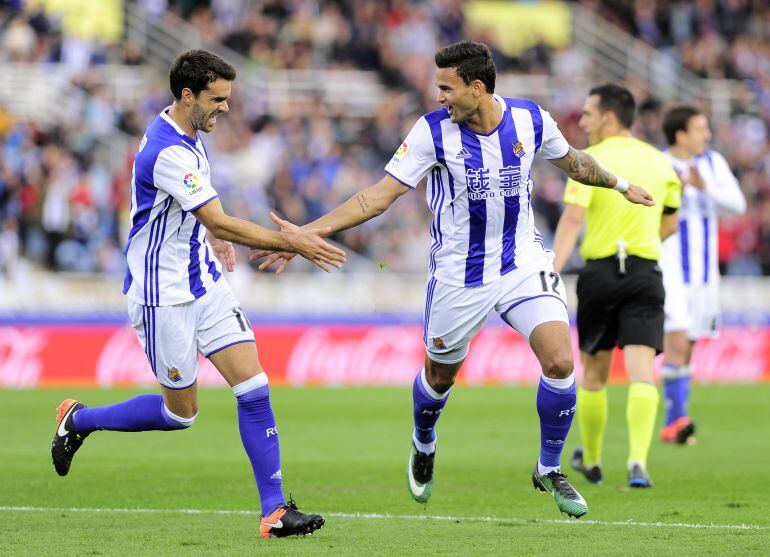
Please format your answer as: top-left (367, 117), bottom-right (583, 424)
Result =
top-left (498, 96), bottom-right (541, 111)
top-left (137, 116), bottom-right (196, 168)
top-left (700, 149), bottom-right (729, 169)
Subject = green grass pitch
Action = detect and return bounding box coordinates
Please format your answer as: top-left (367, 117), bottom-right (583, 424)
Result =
top-left (2, 385), bottom-right (769, 555)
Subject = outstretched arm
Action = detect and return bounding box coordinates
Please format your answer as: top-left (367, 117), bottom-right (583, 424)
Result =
top-left (549, 147), bottom-right (655, 206)
top-left (194, 198), bottom-right (346, 272)
top-left (251, 175), bottom-right (410, 272)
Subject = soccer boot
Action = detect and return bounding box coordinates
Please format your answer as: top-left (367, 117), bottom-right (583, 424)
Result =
top-left (259, 500), bottom-right (325, 538)
top-left (569, 448), bottom-right (604, 484)
top-left (532, 466), bottom-right (589, 518)
top-left (51, 399), bottom-right (89, 477)
top-left (407, 441), bottom-right (434, 504)
top-left (628, 463), bottom-right (653, 488)
top-left (660, 416), bottom-right (696, 445)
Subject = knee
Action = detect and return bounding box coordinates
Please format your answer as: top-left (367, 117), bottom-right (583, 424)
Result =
top-left (542, 355), bottom-right (574, 380)
top-left (163, 402), bottom-right (198, 429)
top-left (425, 364), bottom-right (456, 394)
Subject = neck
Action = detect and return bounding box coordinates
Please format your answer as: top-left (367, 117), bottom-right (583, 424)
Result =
top-left (668, 144), bottom-right (692, 160)
top-left (599, 127), bottom-right (632, 141)
top-left (464, 95), bottom-right (502, 134)
top-left (168, 103), bottom-right (197, 138)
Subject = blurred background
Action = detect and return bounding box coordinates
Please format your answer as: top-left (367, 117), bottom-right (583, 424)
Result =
top-left (1, 0), bottom-right (769, 388)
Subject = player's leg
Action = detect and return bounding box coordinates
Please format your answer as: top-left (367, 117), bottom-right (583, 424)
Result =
top-left (617, 257), bottom-right (666, 488)
top-left (660, 274), bottom-right (696, 443)
top-left (569, 256), bottom-right (619, 485)
top-left (497, 256), bottom-right (587, 517)
top-left (573, 349), bottom-right (612, 483)
top-left (198, 284), bottom-right (323, 538)
top-left (661, 331), bottom-right (696, 443)
top-left (407, 276), bottom-right (493, 504)
top-left (51, 304), bottom-right (198, 477)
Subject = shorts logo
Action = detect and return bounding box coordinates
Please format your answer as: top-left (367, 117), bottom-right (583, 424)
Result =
top-left (432, 337), bottom-right (446, 349)
top-left (390, 141), bottom-right (409, 165)
top-left (168, 367), bottom-right (183, 383)
top-left (183, 172), bottom-right (204, 196)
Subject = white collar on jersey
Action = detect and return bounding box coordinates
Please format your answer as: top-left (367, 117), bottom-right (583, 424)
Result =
top-left (160, 106), bottom-right (196, 140)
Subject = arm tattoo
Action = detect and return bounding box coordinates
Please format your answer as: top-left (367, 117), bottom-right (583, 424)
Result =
top-left (355, 193), bottom-right (370, 215)
top-left (565, 148), bottom-right (615, 188)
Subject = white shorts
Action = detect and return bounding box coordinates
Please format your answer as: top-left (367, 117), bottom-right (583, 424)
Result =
top-left (663, 277), bottom-right (720, 340)
top-left (127, 279), bottom-right (256, 389)
top-left (423, 252), bottom-right (569, 364)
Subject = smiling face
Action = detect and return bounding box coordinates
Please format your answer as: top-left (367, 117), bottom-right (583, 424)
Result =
top-left (187, 78), bottom-right (231, 133)
top-left (435, 66), bottom-right (482, 124)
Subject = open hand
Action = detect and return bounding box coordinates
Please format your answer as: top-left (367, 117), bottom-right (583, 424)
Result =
top-left (268, 212), bottom-right (346, 272)
top-left (623, 184), bottom-right (655, 206)
top-left (250, 249), bottom-right (296, 274)
top-left (210, 238), bottom-right (236, 272)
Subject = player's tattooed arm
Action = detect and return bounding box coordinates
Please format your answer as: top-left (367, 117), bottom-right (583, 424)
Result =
top-left (355, 192), bottom-right (371, 215)
top-left (550, 147), bottom-right (614, 188)
top-left (549, 147), bottom-right (655, 206)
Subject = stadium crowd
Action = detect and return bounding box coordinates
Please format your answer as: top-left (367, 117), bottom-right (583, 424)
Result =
top-left (0, 0), bottom-right (769, 275)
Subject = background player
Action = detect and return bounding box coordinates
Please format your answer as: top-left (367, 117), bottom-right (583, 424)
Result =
top-left (254, 41), bottom-right (654, 518)
top-left (50, 50), bottom-right (345, 539)
top-left (553, 85), bottom-right (682, 488)
top-left (659, 106), bottom-right (746, 444)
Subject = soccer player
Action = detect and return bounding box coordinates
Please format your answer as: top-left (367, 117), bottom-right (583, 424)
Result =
top-left (50, 50), bottom-right (345, 539)
top-left (658, 106), bottom-right (746, 444)
top-left (253, 42), bottom-right (654, 518)
top-left (552, 85), bottom-right (682, 488)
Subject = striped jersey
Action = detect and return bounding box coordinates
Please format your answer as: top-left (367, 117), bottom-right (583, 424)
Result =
top-left (660, 150), bottom-right (746, 287)
top-left (123, 108), bottom-right (222, 306)
top-left (384, 95), bottom-right (570, 287)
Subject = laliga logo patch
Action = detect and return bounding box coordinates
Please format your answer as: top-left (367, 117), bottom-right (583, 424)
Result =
top-left (390, 141), bottom-right (409, 166)
top-left (183, 172), bottom-right (204, 196)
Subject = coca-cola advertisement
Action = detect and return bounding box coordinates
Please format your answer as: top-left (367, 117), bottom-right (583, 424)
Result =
top-left (1, 322), bottom-right (768, 388)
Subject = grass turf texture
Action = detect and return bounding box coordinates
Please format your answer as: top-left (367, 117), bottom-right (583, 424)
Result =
top-left (1, 386), bottom-right (768, 556)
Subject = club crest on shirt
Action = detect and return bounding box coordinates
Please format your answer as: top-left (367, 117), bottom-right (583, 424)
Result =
top-left (168, 367), bottom-right (183, 383)
top-left (390, 141), bottom-right (409, 165)
top-left (182, 172), bottom-right (204, 196)
top-left (513, 141), bottom-right (526, 158)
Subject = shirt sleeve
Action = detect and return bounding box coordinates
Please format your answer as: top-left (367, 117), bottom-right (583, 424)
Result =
top-left (662, 162), bottom-right (682, 210)
top-left (154, 146), bottom-right (219, 212)
top-left (538, 106), bottom-right (571, 160)
top-left (563, 177), bottom-right (593, 208)
top-left (705, 151), bottom-right (746, 216)
top-left (383, 117), bottom-right (437, 188)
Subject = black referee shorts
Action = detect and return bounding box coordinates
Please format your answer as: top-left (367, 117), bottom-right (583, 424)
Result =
top-left (576, 255), bottom-right (665, 355)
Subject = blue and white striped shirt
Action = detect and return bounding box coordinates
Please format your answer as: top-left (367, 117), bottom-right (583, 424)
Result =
top-left (384, 95), bottom-right (570, 287)
top-left (123, 108), bottom-right (221, 306)
top-left (661, 149), bottom-right (746, 288)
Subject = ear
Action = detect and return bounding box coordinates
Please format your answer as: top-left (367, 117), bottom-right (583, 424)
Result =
top-left (472, 79), bottom-right (485, 97)
top-left (182, 88), bottom-right (194, 106)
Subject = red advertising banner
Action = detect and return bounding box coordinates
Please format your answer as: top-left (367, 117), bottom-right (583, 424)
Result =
top-left (1, 324), bottom-right (769, 388)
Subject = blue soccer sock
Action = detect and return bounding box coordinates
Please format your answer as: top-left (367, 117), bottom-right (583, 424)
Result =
top-left (234, 373), bottom-right (286, 517)
top-left (663, 364), bottom-right (691, 425)
top-left (412, 367), bottom-right (450, 454)
top-left (537, 373), bottom-right (577, 474)
top-left (71, 394), bottom-right (193, 434)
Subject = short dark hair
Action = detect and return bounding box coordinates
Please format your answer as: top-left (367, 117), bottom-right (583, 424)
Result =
top-left (435, 41), bottom-right (496, 94)
top-left (588, 84), bottom-right (636, 128)
top-left (662, 105), bottom-right (701, 146)
top-left (169, 50), bottom-right (236, 100)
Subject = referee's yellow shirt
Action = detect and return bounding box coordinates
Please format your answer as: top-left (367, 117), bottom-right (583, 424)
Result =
top-left (563, 136), bottom-right (681, 261)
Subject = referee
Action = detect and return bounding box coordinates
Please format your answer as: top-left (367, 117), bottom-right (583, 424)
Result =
top-left (553, 84), bottom-right (681, 488)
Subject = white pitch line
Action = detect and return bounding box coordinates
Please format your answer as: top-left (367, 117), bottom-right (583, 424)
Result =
top-left (0, 506), bottom-right (766, 531)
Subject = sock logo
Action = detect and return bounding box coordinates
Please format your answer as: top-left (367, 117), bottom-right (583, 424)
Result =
top-left (265, 426), bottom-right (278, 437)
top-left (421, 409), bottom-right (442, 416)
top-left (270, 469), bottom-right (282, 480)
top-left (546, 439), bottom-right (564, 445)
top-left (558, 405), bottom-right (577, 418)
